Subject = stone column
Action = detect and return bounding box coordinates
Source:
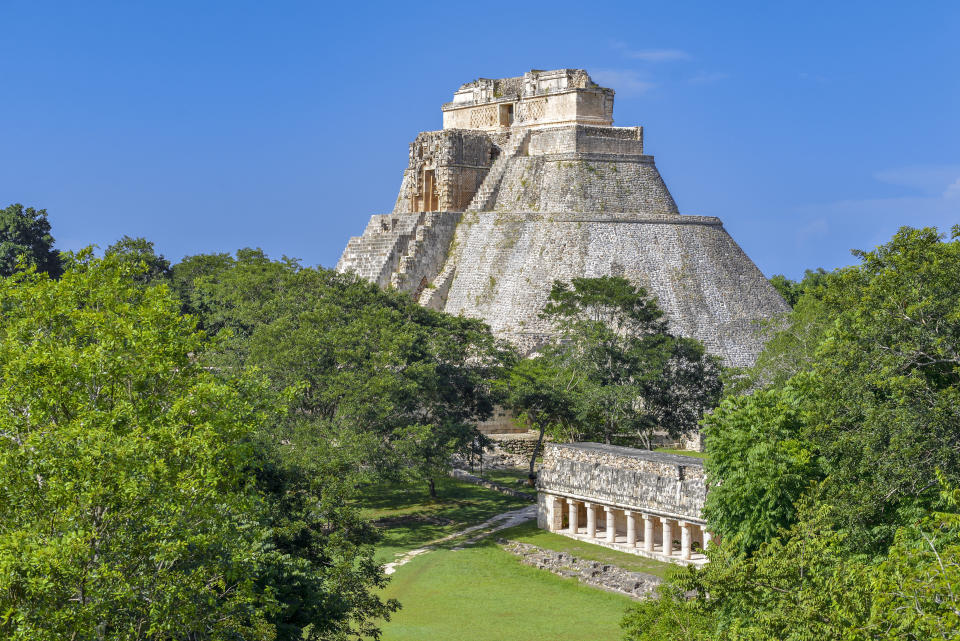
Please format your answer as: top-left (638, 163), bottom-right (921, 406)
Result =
top-left (662, 518), bottom-right (674, 557)
top-left (549, 496), bottom-right (564, 532)
top-left (567, 499), bottom-right (578, 535)
top-left (679, 521), bottom-right (692, 560)
top-left (625, 510), bottom-right (637, 547)
top-left (642, 514), bottom-right (654, 552)
top-left (585, 503), bottom-right (597, 538)
top-left (703, 530), bottom-right (713, 549)
top-left (604, 506), bottom-right (616, 542)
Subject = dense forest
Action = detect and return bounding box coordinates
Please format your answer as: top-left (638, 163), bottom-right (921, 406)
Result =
top-left (1, 202), bottom-right (957, 640)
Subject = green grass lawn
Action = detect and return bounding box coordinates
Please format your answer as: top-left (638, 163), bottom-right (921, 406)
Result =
top-left (378, 540), bottom-right (633, 641)
top-left (654, 447), bottom-right (708, 460)
top-left (495, 520), bottom-right (677, 579)
top-left (356, 476), bottom-right (531, 563)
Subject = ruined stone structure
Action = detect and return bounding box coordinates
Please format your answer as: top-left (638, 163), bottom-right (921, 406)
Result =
top-left (337, 68), bottom-right (789, 375)
top-left (537, 443), bottom-right (710, 566)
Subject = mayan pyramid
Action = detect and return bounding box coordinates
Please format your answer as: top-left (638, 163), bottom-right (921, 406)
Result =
top-left (337, 69), bottom-right (789, 368)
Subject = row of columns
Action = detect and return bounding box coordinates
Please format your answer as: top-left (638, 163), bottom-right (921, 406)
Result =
top-left (559, 496), bottom-right (711, 561)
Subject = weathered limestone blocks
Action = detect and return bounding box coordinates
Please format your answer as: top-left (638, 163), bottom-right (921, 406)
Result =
top-left (537, 443), bottom-right (711, 566)
top-left (336, 211), bottom-right (461, 294)
top-left (500, 540), bottom-right (662, 599)
top-left (527, 125), bottom-right (644, 156)
top-left (491, 156), bottom-right (678, 215)
top-left (392, 130), bottom-right (496, 214)
top-left (539, 443), bottom-right (706, 519)
top-left (442, 69), bottom-right (613, 131)
top-left (440, 211), bottom-right (788, 367)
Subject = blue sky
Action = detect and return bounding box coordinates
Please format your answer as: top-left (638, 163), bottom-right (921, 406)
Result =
top-left (2, 1), bottom-right (957, 279)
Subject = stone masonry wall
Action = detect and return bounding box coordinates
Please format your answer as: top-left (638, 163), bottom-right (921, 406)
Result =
top-left (500, 540), bottom-right (662, 599)
top-left (337, 211), bottom-right (461, 294)
top-left (390, 212), bottom-right (462, 296)
top-left (336, 213), bottom-right (423, 287)
top-left (337, 70), bottom-right (791, 375)
top-left (439, 211), bottom-right (790, 367)
top-left (527, 125), bottom-right (644, 157)
top-left (493, 157), bottom-right (678, 215)
top-left (538, 443), bottom-right (707, 521)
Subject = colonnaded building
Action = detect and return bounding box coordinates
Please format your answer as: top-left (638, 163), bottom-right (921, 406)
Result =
top-left (337, 69), bottom-right (786, 562)
top-left (537, 443), bottom-right (709, 565)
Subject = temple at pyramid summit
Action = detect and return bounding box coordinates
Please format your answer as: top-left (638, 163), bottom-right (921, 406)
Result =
top-left (337, 69), bottom-right (789, 368)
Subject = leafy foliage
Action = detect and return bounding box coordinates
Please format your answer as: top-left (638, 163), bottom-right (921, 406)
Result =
top-left (538, 276), bottom-right (722, 448)
top-left (702, 381), bottom-right (822, 553)
top-left (501, 354), bottom-right (577, 475)
top-left (624, 225), bottom-right (960, 640)
top-left (169, 251), bottom-right (235, 320)
top-left (104, 235), bottom-right (172, 285)
top-left (0, 253), bottom-right (396, 640)
top-left (768, 268), bottom-right (830, 307)
top-left (0, 203), bottom-right (61, 277)
top-left (187, 249), bottom-right (514, 492)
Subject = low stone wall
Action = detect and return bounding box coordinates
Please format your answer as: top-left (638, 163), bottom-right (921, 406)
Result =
top-left (500, 540), bottom-right (661, 599)
top-left (488, 431), bottom-right (543, 457)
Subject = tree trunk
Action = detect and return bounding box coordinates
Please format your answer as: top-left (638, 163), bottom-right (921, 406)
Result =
top-left (427, 477), bottom-right (437, 499)
top-left (529, 424), bottom-right (546, 479)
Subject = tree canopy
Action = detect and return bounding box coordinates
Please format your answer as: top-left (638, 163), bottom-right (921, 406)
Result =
top-left (183, 249), bottom-right (514, 494)
top-left (104, 235), bottom-right (172, 285)
top-left (0, 203), bottom-right (61, 277)
top-left (0, 252), bottom-right (396, 640)
top-left (623, 225), bottom-right (960, 640)
top-left (536, 276), bottom-right (722, 449)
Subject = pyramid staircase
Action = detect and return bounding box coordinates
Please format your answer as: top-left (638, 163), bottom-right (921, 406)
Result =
top-left (390, 211), bottom-right (461, 295)
top-left (336, 213), bottom-right (424, 288)
top-left (466, 129), bottom-right (531, 211)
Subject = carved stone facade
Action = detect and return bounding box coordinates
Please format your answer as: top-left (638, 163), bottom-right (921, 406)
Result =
top-left (337, 68), bottom-right (790, 377)
top-left (392, 130), bottom-right (497, 215)
top-left (442, 69), bottom-right (614, 132)
top-left (537, 443), bottom-right (711, 566)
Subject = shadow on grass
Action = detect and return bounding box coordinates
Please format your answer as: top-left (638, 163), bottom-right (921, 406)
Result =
top-left (357, 476), bottom-right (531, 555)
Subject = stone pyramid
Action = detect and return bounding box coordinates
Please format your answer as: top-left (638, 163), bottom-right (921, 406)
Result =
top-left (337, 69), bottom-right (789, 369)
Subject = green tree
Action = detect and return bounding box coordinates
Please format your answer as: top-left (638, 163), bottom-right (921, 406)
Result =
top-left (0, 203), bottom-right (61, 277)
top-left (191, 250), bottom-right (513, 496)
top-left (869, 474), bottom-right (960, 639)
top-left (702, 380), bottom-right (822, 553)
top-left (502, 353), bottom-right (577, 477)
top-left (708, 226), bottom-right (960, 553)
top-left (104, 235), bottom-right (171, 285)
top-left (624, 494), bottom-right (960, 641)
top-left (0, 252), bottom-right (396, 640)
top-left (626, 225), bottom-right (960, 641)
top-left (623, 507), bottom-right (872, 641)
top-left (768, 268), bottom-right (830, 307)
top-left (169, 251), bottom-right (235, 318)
top-left (542, 276), bottom-right (722, 448)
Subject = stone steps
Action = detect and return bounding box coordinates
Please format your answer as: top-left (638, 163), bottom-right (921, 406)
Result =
top-left (335, 212), bottom-right (428, 287)
top-left (467, 129), bottom-right (531, 211)
top-left (418, 256), bottom-right (458, 309)
top-left (390, 212), bottom-right (462, 295)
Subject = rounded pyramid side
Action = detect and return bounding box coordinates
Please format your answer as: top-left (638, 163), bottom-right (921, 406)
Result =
top-left (440, 212), bottom-right (790, 368)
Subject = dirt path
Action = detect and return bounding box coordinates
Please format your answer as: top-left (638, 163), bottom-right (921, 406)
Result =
top-left (382, 504), bottom-right (537, 575)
